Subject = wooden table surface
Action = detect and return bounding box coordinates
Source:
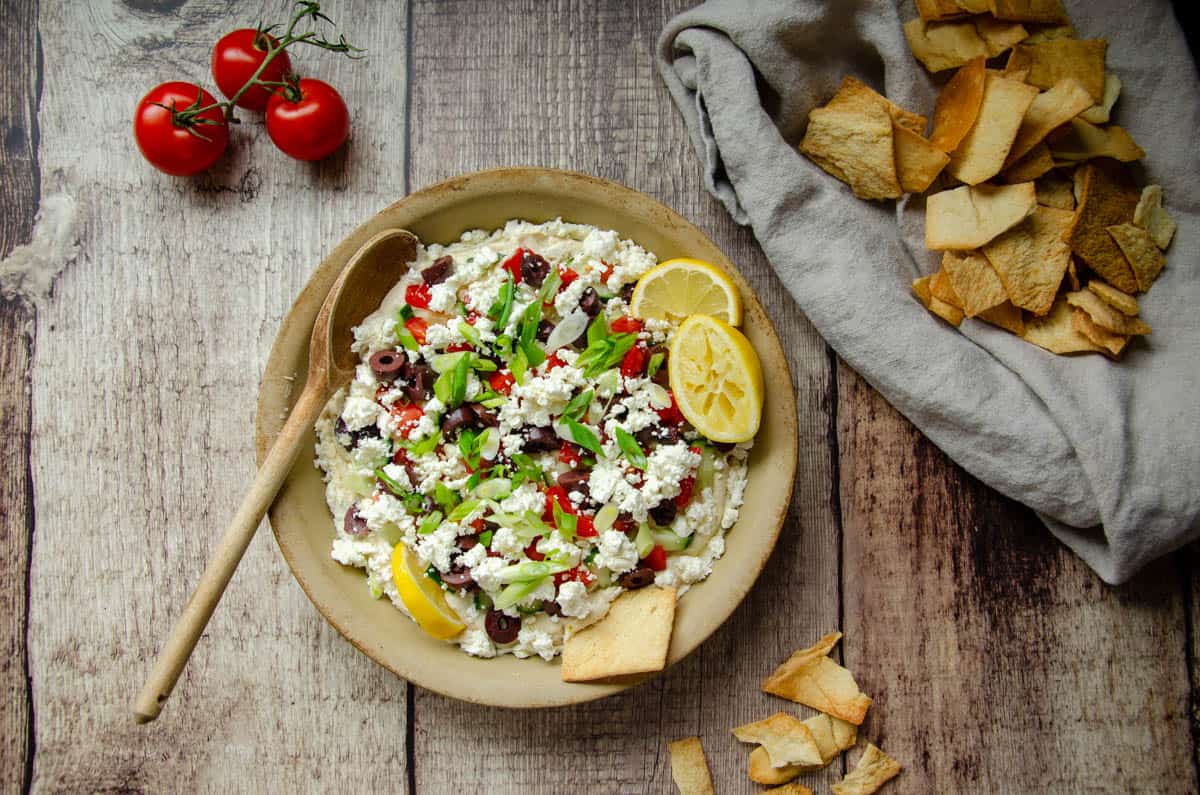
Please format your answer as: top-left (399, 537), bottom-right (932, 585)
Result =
top-left (1, 1), bottom-right (1196, 792)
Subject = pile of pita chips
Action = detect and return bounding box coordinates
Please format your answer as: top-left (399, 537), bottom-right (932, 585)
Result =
top-left (560, 586), bottom-right (676, 682)
top-left (797, 1), bottom-right (1177, 360)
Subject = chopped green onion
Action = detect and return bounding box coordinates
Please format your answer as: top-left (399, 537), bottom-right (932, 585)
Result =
top-left (561, 418), bottom-right (602, 456)
top-left (405, 428), bottom-right (442, 457)
top-left (587, 314), bottom-right (608, 346)
top-left (561, 388), bottom-right (594, 422)
top-left (634, 522), bottom-right (655, 559)
top-left (519, 299), bottom-right (542, 349)
top-left (509, 453), bottom-right (541, 488)
top-left (489, 272), bottom-right (515, 330)
top-left (593, 504), bottom-right (618, 534)
top-left (698, 444), bottom-right (716, 490)
top-left (418, 510), bottom-right (444, 535)
top-left (433, 370), bottom-right (452, 404)
top-left (516, 603), bottom-right (544, 615)
top-left (510, 345), bottom-right (529, 385)
top-left (497, 560), bottom-right (572, 584)
top-left (584, 547), bottom-right (599, 565)
top-left (647, 351), bottom-right (665, 378)
top-left (522, 510), bottom-right (552, 536)
top-left (425, 565), bottom-right (444, 586)
top-left (403, 493), bottom-right (425, 513)
top-left (459, 321), bottom-right (482, 347)
top-left (431, 351), bottom-right (470, 373)
top-left (397, 305), bottom-right (415, 321)
top-left (493, 334), bottom-right (513, 360)
top-left (476, 477), bottom-right (512, 500)
top-left (479, 529), bottom-right (494, 548)
top-left (465, 471), bottom-right (482, 491)
top-left (448, 499), bottom-right (481, 522)
top-left (652, 528), bottom-right (691, 551)
top-left (552, 500), bottom-right (578, 541)
top-left (474, 389), bottom-right (502, 403)
top-left (473, 590), bottom-right (493, 612)
top-left (396, 328), bottom-right (419, 351)
top-left (538, 266), bottom-right (562, 302)
top-left (449, 352), bottom-right (471, 408)
top-left (480, 395), bottom-right (506, 409)
top-left (471, 356), bottom-right (498, 372)
top-left (375, 467), bottom-right (409, 497)
top-left (595, 368), bottom-right (621, 399)
top-left (614, 427), bottom-right (647, 470)
top-left (434, 482), bottom-right (459, 512)
top-left (493, 577), bottom-right (545, 611)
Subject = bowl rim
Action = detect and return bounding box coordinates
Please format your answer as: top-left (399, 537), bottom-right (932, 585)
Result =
top-left (254, 166), bottom-right (798, 707)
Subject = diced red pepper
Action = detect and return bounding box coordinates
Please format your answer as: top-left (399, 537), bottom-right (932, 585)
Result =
top-left (620, 345), bottom-right (646, 378)
top-left (501, 248), bottom-right (525, 283)
top-left (471, 517), bottom-right (486, 532)
top-left (543, 485), bottom-right (574, 521)
top-left (524, 537), bottom-right (545, 562)
top-left (465, 310), bottom-right (482, 325)
top-left (656, 392), bottom-right (685, 425)
top-left (405, 283), bottom-right (432, 309)
top-left (546, 352), bottom-right (568, 371)
top-left (559, 267), bottom-right (579, 288)
top-left (554, 566), bottom-right (596, 587)
top-left (575, 514), bottom-right (596, 538)
top-left (445, 342), bottom-right (473, 353)
top-left (405, 316), bottom-right (428, 346)
top-left (610, 316), bottom-right (643, 334)
top-left (641, 545), bottom-right (668, 572)
top-left (390, 403), bottom-right (424, 438)
top-left (558, 441), bottom-right (581, 468)
top-left (675, 475), bottom-right (696, 509)
top-left (599, 261), bottom-right (615, 282)
top-left (488, 370), bottom-right (515, 395)
top-left (392, 447), bottom-right (409, 465)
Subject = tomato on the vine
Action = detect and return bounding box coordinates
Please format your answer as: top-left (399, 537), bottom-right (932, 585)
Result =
top-left (265, 78), bottom-right (350, 161)
top-left (211, 28), bottom-right (292, 111)
top-left (133, 82), bottom-right (229, 176)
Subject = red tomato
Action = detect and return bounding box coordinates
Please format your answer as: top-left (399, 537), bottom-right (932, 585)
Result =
top-left (488, 371), bottom-right (515, 395)
top-left (554, 566), bottom-right (596, 587)
top-left (405, 283), bottom-right (432, 309)
top-left (614, 518), bottom-right (638, 535)
top-left (211, 28), bottom-right (291, 111)
top-left (405, 317), bottom-right (428, 345)
top-left (133, 82), bottom-right (229, 176)
top-left (558, 441), bottom-right (581, 468)
top-left (390, 403), bottom-right (424, 438)
top-left (642, 545), bottom-right (668, 572)
top-left (501, 249), bottom-right (525, 283)
top-left (465, 310), bottom-right (482, 325)
top-left (265, 78), bottom-right (350, 161)
top-left (543, 486), bottom-right (574, 521)
top-left (675, 476), bottom-right (696, 509)
top-left (524, 537), bottom-right (545, 562)
top-left (600, 262), bottom-right (615, 282)
top-left (445, 342), bottom-right (473, 353)
top-left (546, 352), bottom-right (568, 371)
top-left (559, 267), bottom-right (579, 288)
top-left (575, 514), bottom-right (597, 538)
top-left (610, 316), bottom-right (643, 334)
top-left (620, 346), bottom-right (646, 378)
top-left (656, 393), bottom-right (685, 425)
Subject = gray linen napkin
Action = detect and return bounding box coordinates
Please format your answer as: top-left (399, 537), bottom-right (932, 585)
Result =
top-left (656, 0), bottom-right (1200, 584)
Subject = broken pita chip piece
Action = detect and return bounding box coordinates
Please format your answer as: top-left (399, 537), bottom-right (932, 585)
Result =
top-left (955, 0), bottom-right (990, 11)
top-left (975, 17), bottom-right (1029, 57)
top-left (1133, 185), bottom-right (1177, 249)
top-left (1022, 297), bottom-right (1104, 354)
top-left (1001, 142), bottom-right (1055, 183)
top-left (893, 123), bottom-right (950, 193)
top-left (832, 744), bottom-right (903, 795)
top-left (761, 632), bottom-right (873, 725)
top-left (560, 586), bottom-right (675, 682)
top-left (1065, 289), bottom-right (1151, 335)
top-left (825, 76), bottom-right (927, 135)
top-left (668, 737), bottom-right (715, 795)
top-left (1021, 23), bottom-right (1075, 44)
top-left (1087, 279), bottom-right (1139, 316)
top-left (981, 204), bottom-right (1074, 315)
top-left (1035, 170), bottom-right (1075, 209)
top-left (988, 0), bottom-right (1068, 24)
top-left (904, 18), bottom-right (991, 73)
top-left (1107, 223), bottom-right (1166, 292)
top-left (800, 103), bottom-right (902, 201)
top-left (1065, 257), bottom-right (1080, 291)
top-left (916, 0), bottom-right (971, 20)
top-left (1050, 118), bottom-right (1145, 163)
top-left (802, 713), bottom-right (859, 765)
top-left (732, 712), bottom-right (825, 769)
top-left (942, 250), bottom-right (1008, 316)
top-left (926, 182), bottom-right (1036, 250)
top-left (749, 746), bottom-right (802, 786)
top-left (930, 57), bottom-right (987, 153)
top-left (1072, 308), bottom-right (1129, 357)
top-left (1011, 39), bottom-right (1107, 102)
top-left (1079, 72), bottom-right (1121, 124)
top-left (1068, 160), bottom-right (1140, 293)
top-left (914, 275), bottom-right (964, 326)
top-left (1005, 77), bottom-right (1095, 166)
top-left (946, 73), bottom-right (1039, 184)
top-left (764, 784), bottom-right (814, 795)
top-left (977, 300), bottom-right (1025, 335)
top-left (930, 266), bottom-right (964, 309)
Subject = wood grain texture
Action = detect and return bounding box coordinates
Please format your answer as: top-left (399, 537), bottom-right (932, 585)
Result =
top-left (837, 360), bottom-right (1197, 793)
top-left (406, 1), bottom-right (841, 792)
top-left (27, 0), bottom-right (412, 790)
top-left (0, 0), bottom-right (40, 789)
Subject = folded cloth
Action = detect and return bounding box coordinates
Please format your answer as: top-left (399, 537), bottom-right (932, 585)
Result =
top-left (657, 0), bottom-right (1200, 584)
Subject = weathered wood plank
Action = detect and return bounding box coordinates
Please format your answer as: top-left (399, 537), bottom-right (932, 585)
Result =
top-left (28, 1), bottom-right (412, 791)
top-left (837, 361), bottom-right (1196, 793)
top-left (406, 1), bottom-right (841, 793)
top-left (0, 0), bottom-right (40, 790)
top-left (1183, 542), bottom-right (1200, 779)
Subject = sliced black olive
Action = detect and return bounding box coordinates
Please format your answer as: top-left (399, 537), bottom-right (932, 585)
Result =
top-left (557, 469), bottom-right (590, 496)
top-left (421, 255), bottom-right (453, 285)
top-left (636, 424), bottom-right (680, 448)
top-left (440, 564), bottom-right (474, 589)
top-left (523, 425), bottom-right (559, 453)
top-left (579, 287), bottom-right (601, 317)
top-left (370, 349), bottom-right (406, 381)
top-left (442, 405), bottom-right (477, 436)
top-left (520, 251), bottom-right (551, 287)
top-left (618, 567), bottom-right (656, 589)
top-left (649, 499), bottom-right (677, 527)
top-left (543, 600), bottom-right (564, 617)
top-left (402, 363), bottom-right (434, 402)
top-left (474, 408), bottom-right (500, 428)
top-left (343, 506), bottom-right (369, 536)
top-left (485, 609), bottom-right (521, 644)
top-left (619, 283), bottom-right (635, 302)
top-left (536, 319), bottom-right (554, 342)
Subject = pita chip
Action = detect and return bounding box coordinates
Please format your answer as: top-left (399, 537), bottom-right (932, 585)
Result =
top-left (1087, 280), bottom-right (1139, 316)
top-left (1079, 72), bottom-right (1121, 124)
top-left (561, 586), bottom-right (675, 681)
top-left (982, 204), bottom-right (1074, 315)
top-left (947, 73), bottom-right (1039, 184)
top-left (825, 76), bottom-right (927, 135)
top-left (800, 103), bottom-right (902, 200)
top-left (926, 182), bottom-right (1037, 250)
top-left (668, 737), bottom-right (715, 795)
top-left (1050, 118), bottom-right (1145, 163)
top-left (1065, 289), bottom-right (1151, 335)
top-left (1133, 185), bottom-right (1177, 249)
top-left (904, 18), bottom-right (991, 73)
top-left (832, 744), bottom-right (903, 795)
top-left (1011, 38), bottom-right (1107, 101)
top-left (913, 275), bottom-right (965, 327)
top-left (942, 250), bottom-right (1009, 316)
top-left (732, 712), bottom-right (825, 769)
top-left (893, 122), bottom-right (950, 193)
top-left (762, 632), bottom-right (873, 725)
top-left (1107, 223), bottom-right (1166, 291)
top-left (988, 0), bottom-right (1068, 24)
top-left (1067, 159), bottom-right (1140, 292)
top-left (930, 57), bottom-right (987, 152)
top-left (1001, 142), bottom-right (1055, 182)
top-left (1005, 78), bottom-right (1095, 166)
top-left (1072, 309), bottom-right (1129, 357)
top-left (1022, 296), bottom-right (1105, 354)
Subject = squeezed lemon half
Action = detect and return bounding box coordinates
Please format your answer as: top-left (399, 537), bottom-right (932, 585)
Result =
top-left (630, 258), bottom-right (743, 326)
top-left (391, 544), bottom-right (465, 640)
top-left (668, 314), bottom-right (764, 443)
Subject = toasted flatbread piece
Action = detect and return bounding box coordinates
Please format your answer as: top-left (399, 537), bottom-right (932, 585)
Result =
top-left (762, 632), bottom-right (873, 725)
top-left (947, 73), bottom-right (1040, 184)
top-left (913, 276), bottom-right (965, 327)
top-left (1080, 72), bottom-right (1121, 124)
top-left (926, 182), bottom-right (1037, 250)
top-left (832, 744), bottom-right (903, 795)
top-left (1022, 23), bottom-right (1075, 44)
top-left (1107, 223), bottom-right (1166, 292)
top-left (904, 19), bottom-right (990, 73)
top-left (989, 0), bottom-right (1068, 23)
top-left (1087, 279), bottom-right (1139, 316)
top-left (975, 17), bottom-right (1029, 56)
top-left (942, 250), bottom-right (1008, 316)
top-left (800, 102), bottom-right (902, 200)
top-left (1005, 78), bottom-right (1095, 166)
top-left (1023, 298), bottom-right (1104, 354)
top-left (1068, 160), bottom-right (1140, 292)
top-left (1072, 309), bottom-right (1128, 356)
top-left (826, 76), bottom-right (928, 135)
top-left (1050, 118), bottom-right (1145, 163)
top-left (1001, 143), bottom-right (1055, 183)
top-left (561, 586), bottom-right (675, 681)
top-left (1012, 39), bottom-right (1107, 101)
top-left (1065, 257), bottom-right (1081, 290)
top-left (981, 204), bottom-right (1073, 315)
top-left (978, 300), bottom-right (1025, 335)
top-left (956, 0), bottom-right (990, 11)
top-left (750, 746), bottom-right (802, 786)
top-left (801, 712), bottom-right (860, 765)
top-left (930, 57), bottom-right (987, 153)
top-left (733, 712), bottom-right (825, 769)
top-left (917, 0), bottom-right (971, 20)
top-left (764, 784), bottom-right (814, 795)
top-left (1036, 171), bottom-right (1075, 209)
top-left (668, 737), bottom-right (715, 795)
top-left (1065, 289), bottom-right (1151, 335)
top-left (930, 266), bottom-right (964, 309)
top-left (893, 123), bottom-right (950, 193)
top-left (1133, 185), bottom-right (1177, 249)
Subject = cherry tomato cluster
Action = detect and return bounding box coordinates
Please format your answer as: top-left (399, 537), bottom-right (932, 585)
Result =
top-left (133, 2), bottom-right (361, 176)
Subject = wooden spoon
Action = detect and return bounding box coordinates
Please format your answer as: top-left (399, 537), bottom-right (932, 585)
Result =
top-left (133, 228), bottom-right (419, 723)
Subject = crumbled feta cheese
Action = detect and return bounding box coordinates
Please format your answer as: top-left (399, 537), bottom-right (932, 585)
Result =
top-left (471, 557), bottom-right (508, 591)
top-left (341, 395), bottom-right (379, 431)
top-left (490, 527), bottom-right (525, 560)
top-left (555, 580), bottom-right (591, 618)
top-left (595, 529), bottom-right (638, 573)
top-left (460, 628), bottom-right (496, 658)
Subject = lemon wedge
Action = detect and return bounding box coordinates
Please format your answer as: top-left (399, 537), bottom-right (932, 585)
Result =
top-left (668, 314), bottom-right (763, 443)
top-left (630, 257), bottom-right (743, 326)
top-left (391, 544), bottom-right (465, 640)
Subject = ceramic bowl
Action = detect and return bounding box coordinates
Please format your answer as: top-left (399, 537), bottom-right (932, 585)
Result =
top-left (255, 168), bottom-right (797, 707)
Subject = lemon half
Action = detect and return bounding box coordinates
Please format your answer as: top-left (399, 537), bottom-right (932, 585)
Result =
top-left (630, 258), bottom-right (742, 326)
top-left (668, 314), bottom-right (763, 443)
top-left (391, 544), bottom-right (465, 640)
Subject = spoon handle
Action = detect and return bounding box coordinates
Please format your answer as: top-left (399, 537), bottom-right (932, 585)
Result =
top-left (132, 384), bottom-right (327, 723)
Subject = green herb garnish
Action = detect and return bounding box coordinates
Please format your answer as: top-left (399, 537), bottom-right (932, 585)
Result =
top-left (489, 271), bottom-right (515, 330)
top-left (375, 466), bottom-right (409, 497)
top-left (434, 482), bottom-right (459, 512)
top-left (614, 426), bottom-right (647, 470)
top-left (479, 529), bottom-right (494, 548)
top-left (552, 499), bottom-right (577, 541)
top-left (561, 417), bottom-right (602, 455)
top-left (418, 510), bottom-right (444, 535)
top-left (448, 499), bottom-right (481, 522)
top-left (509, 453), bottom-right (542, 488)
top-left (449, 351), bottom-right (471, 408)
top-left (647, 351), bottom-right (665, 378)
top-left (561, 388), bottom-right (594, 422)
top-left (510, 345), bottom-right (529, 385)
top-left (397, 304), bottom-right (414, 322)
top-left (403, 427), bottom-right (442, 457)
